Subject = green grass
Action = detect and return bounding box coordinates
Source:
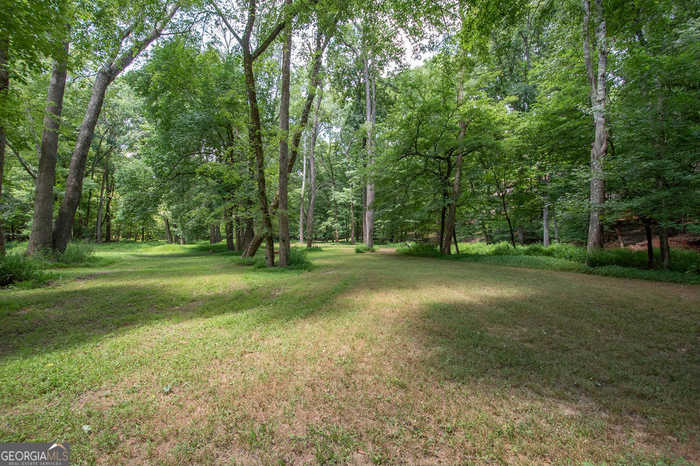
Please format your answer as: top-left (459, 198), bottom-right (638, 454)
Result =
top-left (0, 242), bottom-right (698, 463)
top-left (397, 241), bottom-right (700, 284)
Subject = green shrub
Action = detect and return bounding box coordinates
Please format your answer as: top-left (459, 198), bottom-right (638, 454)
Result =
top-left (0, 254), bottom-right (52, 287)
top-left (288, 247), bottom-right (312, 269)
top-left (491, 242), bottom-right (518, 256)
top-left (55, 241), bottom-right (96, 265)
top-left (355, 245), bottom-right (375, 253)
top-left (396, 242), bottom-right (441, 257)
top-left (305, 246), bottom-right (323, 253)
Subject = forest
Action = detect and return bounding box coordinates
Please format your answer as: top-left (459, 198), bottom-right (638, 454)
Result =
top-left (0, 0), bottom-right (699, 463)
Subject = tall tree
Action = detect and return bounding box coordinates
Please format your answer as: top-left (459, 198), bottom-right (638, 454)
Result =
top-left (52, 3), bottom-right (180, 252)
top-left (582, 0), bottom-right (608, 252)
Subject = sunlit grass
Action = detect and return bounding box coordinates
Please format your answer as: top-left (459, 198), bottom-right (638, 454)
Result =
top-left (1, 242), bottom-right (698, 463)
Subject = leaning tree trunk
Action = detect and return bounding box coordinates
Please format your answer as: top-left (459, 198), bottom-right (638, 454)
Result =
top-left (305, 93), bottom-right (321, 249)
top-left (583, 0), bottom-right (608, 253)
top-left (28, 44), bottom-right (69, 255)
top-left (0, 37), bottom-right (9, 255)
top-left (52, 5), bottom-right (178, 253)
top-left (278, 10), bottom-right (292, 266)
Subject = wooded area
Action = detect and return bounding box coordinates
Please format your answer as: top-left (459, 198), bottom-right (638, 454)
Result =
top-left (1, 0), bottom-right (697, 269)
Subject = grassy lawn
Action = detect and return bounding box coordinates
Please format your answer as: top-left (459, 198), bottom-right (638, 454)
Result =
top-left (1, 242), bottom-right (698, 464)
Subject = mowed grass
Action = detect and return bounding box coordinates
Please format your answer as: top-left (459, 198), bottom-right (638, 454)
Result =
top-left (1, 242), bottom-right (698, 464)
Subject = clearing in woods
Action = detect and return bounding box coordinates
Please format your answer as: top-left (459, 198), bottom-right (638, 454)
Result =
top-left (1, 242), bottom-right (698, 463)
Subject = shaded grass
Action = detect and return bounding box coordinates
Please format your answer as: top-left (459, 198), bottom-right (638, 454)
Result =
top-left (0, 243), bottom-right (698, 464)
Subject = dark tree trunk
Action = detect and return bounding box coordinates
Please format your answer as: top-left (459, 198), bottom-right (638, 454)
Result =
top-left (28, 43), bottom-right (69, 255)
top-left (441, 71), bottom-right (466, 255)
top-left (163, 216), bottom-right (173, 243)
top-left (658, 226), bottom-right (670, 269)
top-left (241, 52), bottom-right (274, 265)
top-left (643, 219), bottom-right (654, 268)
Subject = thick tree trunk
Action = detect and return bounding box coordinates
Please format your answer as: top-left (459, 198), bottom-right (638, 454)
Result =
top-left (278, 11), bottom-right (292, 265)
top-left (0, 37), bottom-right (9, 255)
top-left (241, 52), bottom-right (274, 265)
top-left (52, 69), bottom-right (111, 252)
top-left (28, 44), bottom-right (69, 255)
top-left (583, 0), bottom-right (608, 252)
top-left (305, 94), bottom-right (321, 249)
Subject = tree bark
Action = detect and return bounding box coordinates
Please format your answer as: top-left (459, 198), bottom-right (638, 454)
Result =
top-left (658, 226), bottom-right (670, 269)
top-left (543, 202), bottom-right (550, 246)
top-left (552, 206), bottom-right (560, 242)
top-left (95, 164), bottom-right (107, 242)
top-left (583, 0), bottom-right (608, 252)
top-left (241, 51), bottom-right (274, 265)
top-left (28, 43), bottom-right (69, 255)
top-left (0, 37), bottom-right (9, 254)
top-left (350, 183), bottom-right (356, 244)
top-left (642, 218), bottom-right (654, 268)
top-left (299, 151), bottom-right (306, 243)
top-left (362, 55), bottom-right (375, 248)
top-left (441, 70), bottom-right (466, 255)
top-left (52, 5), bottom-right (178, 252)
top-left (278, 5), bottom-right (292, 266)
top-left (305, 92), bottom-right (321, 248)
top-left (163, 216), bottom-right (173, 243)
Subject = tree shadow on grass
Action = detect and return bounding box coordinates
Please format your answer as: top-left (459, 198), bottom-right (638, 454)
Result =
top-left (402, 291), bottom-right (699, 457)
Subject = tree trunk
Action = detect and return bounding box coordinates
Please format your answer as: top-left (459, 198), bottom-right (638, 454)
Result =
top-left (350, 183), bottom-right (356, 244)
top-left (299, 151), bottom-right (306, 243)
top-left (163, 216), bottom-right (173, 243)
top-left (517, 226), bottom-right (525, 245)
top-left (278, 8), bottom-right (292, 265)
top-left (643, 219), bottom-right (654, 268)
top-left (241, 51), bottom-right (274, 265)
top-left (28, 44), bottom-right (69, 255)
top-left (0, 37), bottom-right (9, 255)
top-left (441, 70), bottom-right (466, 255)
top-left (363, 56), bottom-right (376, 249)
top-left (453, 227), bottom-right (460, 255)
top-left (543, 202), bottom-right (550, 246)
top-left (52, 6), bottom-right (178, 253)
top-left (583, 0), bottom-right (608, 252)
top-left (552, 206), bottom-right (560, 242)
top-left (225, 207), bottom-right (235, 250)
top-left (52, 69), bottom-right (112, 252)
top-left (614, 225), bottom-right (624, 248)
top-left (658, 226), bottom-right (670, 269)
top-left (95, 165), bottom-right (108, 243)
top-left (305, 92), bottom-right (321, 249)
